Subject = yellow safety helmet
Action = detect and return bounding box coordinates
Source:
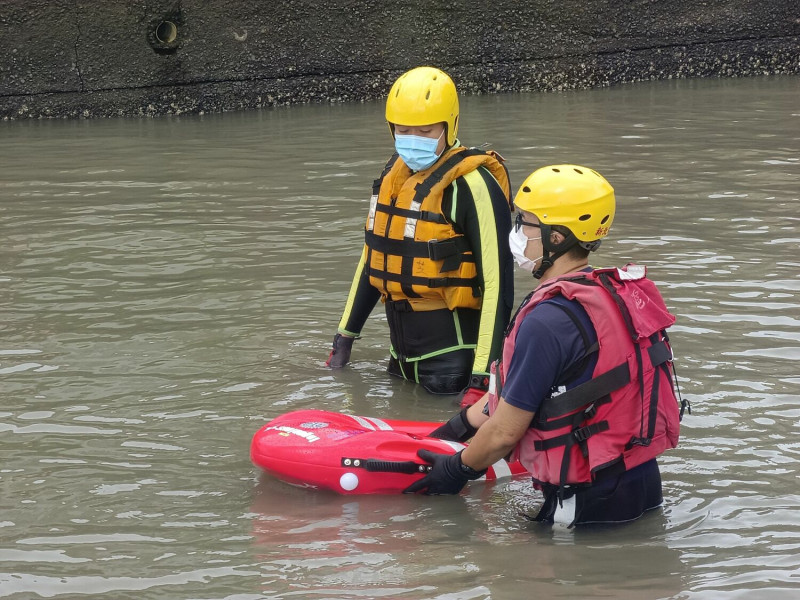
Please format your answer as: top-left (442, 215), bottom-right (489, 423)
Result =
top-left (385, 66), bottom-right (459, 146)
top-left (514, 165), bottom-right (615, 243)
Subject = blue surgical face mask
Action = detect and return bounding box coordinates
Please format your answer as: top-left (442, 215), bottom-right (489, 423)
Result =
top-left (394, 131), bottom-right (444, 171)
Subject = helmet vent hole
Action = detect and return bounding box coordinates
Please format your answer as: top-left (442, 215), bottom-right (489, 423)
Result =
top-left (425, 90), bottom-right (431, 100)
top-left (522, 186), bottom-right (531, 193)
top-left (574, 168), bottom-right (584, 174)
top-left (578, 214), bottom-right (591, 222)
top-left (552, 168), bottom-right (560, 173)
top-left (601, 215), bottom-right (610, 224)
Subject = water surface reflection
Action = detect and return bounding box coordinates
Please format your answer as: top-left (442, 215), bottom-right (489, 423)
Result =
top-left (1, 75), bottom-right (799, 599)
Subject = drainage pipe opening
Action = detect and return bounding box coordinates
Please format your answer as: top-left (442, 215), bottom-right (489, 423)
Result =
top-left (155, 21), bottom-right (177, 44)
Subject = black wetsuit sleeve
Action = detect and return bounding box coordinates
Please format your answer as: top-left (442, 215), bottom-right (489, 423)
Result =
top-left (336, 246), bottom-right (381, 336)
top-left (445, 165), bottom-right (514, 375)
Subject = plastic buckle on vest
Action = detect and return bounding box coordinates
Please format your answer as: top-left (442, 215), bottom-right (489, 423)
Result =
top-left (386, 299), bottom-right (413, 313)
top-left (427, 238), bottom-right (455, 260)
top-left (572, 426), bottom-right (593, 443)
top-left (583, 403), bottom-right (597, 419)
top-left (426, 278), bottom-right (442, 288)
top-left (427, 239), bottom-right (440, 259)
top-left (629, 436), bottom-right (652, 447)
top-left (428, 239), bottom-right (462, 273)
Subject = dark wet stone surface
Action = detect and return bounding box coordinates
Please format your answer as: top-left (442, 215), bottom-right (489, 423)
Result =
top-left (2, 1), bottom-right (798, 120)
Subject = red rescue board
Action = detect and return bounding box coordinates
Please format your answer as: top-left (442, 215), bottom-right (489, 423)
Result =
top-left (251, 409), bottom-right (528, 494)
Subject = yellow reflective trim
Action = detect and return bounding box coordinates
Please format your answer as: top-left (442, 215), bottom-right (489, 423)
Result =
top-left (461, 168), bottom-right (501, 372)
top-left (449, 179), bottom-right (459, 222)
top-left (337, 246), bottom-right (368, 332)
top-left (389, 344), bottom-right (476, 363)
top-left (453, 309), bottom-right (464, 346)
top-left (405, 344), bottom-right (476, 363)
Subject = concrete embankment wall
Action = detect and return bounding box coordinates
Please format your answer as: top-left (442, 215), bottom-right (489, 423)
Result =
top-left (1, 1), bottom-right (798, 120)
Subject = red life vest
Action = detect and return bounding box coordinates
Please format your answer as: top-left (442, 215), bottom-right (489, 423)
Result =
top-left (488, 265), bottom-right (684, 492)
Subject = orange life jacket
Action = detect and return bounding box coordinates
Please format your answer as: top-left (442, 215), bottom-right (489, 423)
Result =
top-left (364, 146), bottom-right (510, 311)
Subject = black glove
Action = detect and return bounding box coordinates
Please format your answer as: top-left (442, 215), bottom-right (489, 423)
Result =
top-left (325, 333), bottom-right (354, 368)
top-left (428, 407), bottom-right (478, 443)
top-left (403, 449), bottom-right (486, 495)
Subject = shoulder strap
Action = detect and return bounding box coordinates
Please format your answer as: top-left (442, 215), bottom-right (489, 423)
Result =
top-left (547, 300), bottom-right (599, 383)
top-left (411, 148), bottom-right (486, 205)
top-left (372, 153), bottom-right (400, 196)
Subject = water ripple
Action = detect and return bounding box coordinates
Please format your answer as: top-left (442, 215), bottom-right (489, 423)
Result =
top-left (1, 75), bottom-right (799, 600)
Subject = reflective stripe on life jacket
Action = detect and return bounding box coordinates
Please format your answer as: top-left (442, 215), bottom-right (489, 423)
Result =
top-left (364, 146), bottom-right (511, 311)
top-left (488, 265), bottom-right (683, 493)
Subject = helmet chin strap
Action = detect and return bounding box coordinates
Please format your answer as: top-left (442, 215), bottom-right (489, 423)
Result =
top-left (531, 224), bottom-right (580, 280)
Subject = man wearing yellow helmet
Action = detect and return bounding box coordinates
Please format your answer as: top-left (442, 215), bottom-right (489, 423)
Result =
top-left (326, 66), bottom-right (515, 401)
top-left (407, 165), bottom-right (688, 528)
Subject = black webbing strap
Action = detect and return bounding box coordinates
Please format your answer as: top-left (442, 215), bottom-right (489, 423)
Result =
top-left (664, 333), bottom-right (690, 419)
top-left (400, 253), bottom-right (417, 299)
top-left (364, 231), bottom-right (473, 264)
top-left (646, 363), bottom-right (662, 440)
top-left (534, 363), bottom-right (629, 429)
top-left (551, 300), bottom-right (595, 355)
top-left (645, 337), bottom-right (673, 441)
top-left (411, 148), bottom-right (487, 205)
top-left (534, 395), bottom-right (612, 432)
top-left (364, 265), bottom-right (479, 289)
top-left (646, 333), bottom-right (668, 442)
top-left (628, 332), bottom-right (671, 448)
top-left (372, 153), bottom-right (400, 196)
top-left (430, 237), bottom-right (474, 273)
top-left (648, 339), bottom-right (672, 367)
top-left (365, 231), bottom-right (426, 258)
top-left (534, 421), bottom-right (610, 452)
top-left (634, 341), bottom-right (646, 440)
top-left (545, 300), bottom-right (600, 388)
top-left (530, 484), bottom-right (561, 522)
top-left (373, 203), bottom-right (449, 224)
top-left (549, 417), bottom-right (610, 503)
top-left (342, 457), bottom-right (429, 474)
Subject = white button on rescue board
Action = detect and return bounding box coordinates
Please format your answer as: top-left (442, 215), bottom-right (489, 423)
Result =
top-left (339, 472), bottom-right (359, 491)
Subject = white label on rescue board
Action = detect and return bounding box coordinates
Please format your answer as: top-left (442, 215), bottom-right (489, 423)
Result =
top-left (264, 425), bottom-right (321, 443)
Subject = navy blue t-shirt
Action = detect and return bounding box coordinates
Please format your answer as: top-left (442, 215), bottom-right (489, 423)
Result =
top-left (502, 295), bottom-right (598, 413)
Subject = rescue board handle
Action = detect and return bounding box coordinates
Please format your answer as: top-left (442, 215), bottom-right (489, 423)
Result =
top-left (341, 457), bottom-right (431, 474)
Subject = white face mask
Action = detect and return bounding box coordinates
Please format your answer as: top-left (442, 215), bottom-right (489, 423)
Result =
top-left (508, 228), bottom-right (542, 273)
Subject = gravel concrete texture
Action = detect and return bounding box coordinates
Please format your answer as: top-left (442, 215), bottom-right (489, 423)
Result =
top-left (1, 0), bottom-right (798, 119)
